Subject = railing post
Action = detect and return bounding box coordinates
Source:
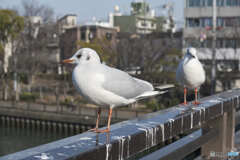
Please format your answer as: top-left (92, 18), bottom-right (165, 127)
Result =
top-left (202, 100), bottom-right (236, 159)
top-left (201, 113), bottom-right (228, 158)
top-left (226, 105), bottom-right (236, 151)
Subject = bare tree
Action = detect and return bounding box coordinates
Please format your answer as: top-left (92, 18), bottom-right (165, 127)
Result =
top-left (17, 0), bottom-right (56, 91)
top-left (116, 32), bottom-right (182, 84)
top-left (22, 0), bottom-right (54, 23)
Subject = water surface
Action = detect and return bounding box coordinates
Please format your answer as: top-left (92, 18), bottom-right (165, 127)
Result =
top-left (0, 124), bottom-right (75, 157)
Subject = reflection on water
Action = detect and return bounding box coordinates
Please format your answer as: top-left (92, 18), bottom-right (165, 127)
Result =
top-left (0, 124), bottom-right (76, 157)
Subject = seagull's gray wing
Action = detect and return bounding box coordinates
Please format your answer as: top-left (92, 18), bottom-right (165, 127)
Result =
top-left (176, 59), bottom-right (184, 86)
top-left (100, 65), bottom-right (154, 99)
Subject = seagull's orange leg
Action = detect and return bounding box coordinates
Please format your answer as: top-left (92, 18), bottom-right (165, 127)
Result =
top-left (88, 108), bottom-right (101, 132)
top-left (193, 88), bottom-right (200, 105)
top-left (182, 87), bottom-right (187, 106)
top-left (95, 108), bottom-right (112, 133)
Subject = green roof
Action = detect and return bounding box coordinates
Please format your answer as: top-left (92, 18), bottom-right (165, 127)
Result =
top-left (114, 15), bottom-right (136, 33)
top-left (114, 15), bottom-right (165, 33)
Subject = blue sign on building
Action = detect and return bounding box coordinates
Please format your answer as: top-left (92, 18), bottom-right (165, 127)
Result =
top-left (228, 151), bottom-right (239, 157)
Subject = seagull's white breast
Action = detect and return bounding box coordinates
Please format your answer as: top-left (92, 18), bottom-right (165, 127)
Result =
top-left (72, 65), bottom-right (106, 106)
top-left (176, 57), bottom-right (205, 89)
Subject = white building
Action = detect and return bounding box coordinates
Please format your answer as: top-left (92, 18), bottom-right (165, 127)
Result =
top-left (57, 14), bottom-right (77, 33)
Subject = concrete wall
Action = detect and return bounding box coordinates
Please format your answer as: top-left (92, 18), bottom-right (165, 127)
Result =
top-left (184, 3), bottom-right (240, 39)
top-left (184, 27), bottom-right (240, 38)
top-left (184, 7), bottom-right (240, 18)
top-left (0, 101), bottom-right (151, 126)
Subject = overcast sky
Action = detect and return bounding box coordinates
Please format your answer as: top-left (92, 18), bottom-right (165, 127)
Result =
top-left (1, 0), bottom-right (184, 24)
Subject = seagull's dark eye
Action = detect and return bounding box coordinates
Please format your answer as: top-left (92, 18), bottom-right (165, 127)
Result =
top-left (77, 54), bottom-right (82, 59)
top-left (86, 55), bottom-right (90, 61)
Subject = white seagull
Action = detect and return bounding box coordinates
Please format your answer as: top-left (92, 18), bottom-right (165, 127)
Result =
top-left (62, 48), bottom-right (162, 133)
top-left (176, 47), bottom-right (206, 105)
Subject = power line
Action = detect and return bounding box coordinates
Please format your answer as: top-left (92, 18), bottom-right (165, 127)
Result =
top-left (211, 0), bottom-right (217, 94)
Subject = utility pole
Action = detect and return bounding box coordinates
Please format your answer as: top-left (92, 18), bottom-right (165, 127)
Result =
top-left (211, 0), bottom-right (217, 94)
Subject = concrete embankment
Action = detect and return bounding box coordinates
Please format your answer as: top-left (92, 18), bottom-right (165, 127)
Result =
top-left (0, 101), bottom-right (151, 132)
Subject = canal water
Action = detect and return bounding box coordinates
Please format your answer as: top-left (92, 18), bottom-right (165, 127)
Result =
top-left (0, 124), bottom-right (76, 157)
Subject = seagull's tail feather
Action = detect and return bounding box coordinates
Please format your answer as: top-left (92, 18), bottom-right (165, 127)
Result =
top-left (127, 91), bottom-right (167, 105)
top-left (135, 91), bottom-right (167, 100)
top-left (154, 84), bottom-right (175, 91)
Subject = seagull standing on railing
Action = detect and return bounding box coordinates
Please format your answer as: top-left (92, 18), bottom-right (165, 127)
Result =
top-left (176, 47), bottom-right (206, 105)
top-left (62, 48), bottom-right (164, 133)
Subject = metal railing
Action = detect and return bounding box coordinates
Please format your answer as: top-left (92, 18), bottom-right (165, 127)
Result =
top-left (0, 89), bottom-right (239, 160)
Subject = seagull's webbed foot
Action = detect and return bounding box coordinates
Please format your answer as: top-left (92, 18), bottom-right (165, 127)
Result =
top-left (181, 102), bottom-right (188, 106)
top-left (94, 129), bottom-right (110, 133)
top-left (193, 101), bottom-right (201, 105)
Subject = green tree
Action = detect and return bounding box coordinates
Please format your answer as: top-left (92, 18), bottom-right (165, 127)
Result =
top-left (77, 38), bottom-right (117, 66)
top-left (117, 33), bottom-right (183, 110)
top-left (0, 9), bottom-right (24, 100)
top-left (0, 9), bottom-right (24, 62)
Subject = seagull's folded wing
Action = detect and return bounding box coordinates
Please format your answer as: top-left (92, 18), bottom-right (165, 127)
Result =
top-left (101, 66), bottom-right (154, 99)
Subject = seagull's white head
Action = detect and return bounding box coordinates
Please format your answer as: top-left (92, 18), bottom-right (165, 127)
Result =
top-left (62, 48), bottom-right (101, 65)
top-left (185, 47), bottom-right (198, 59)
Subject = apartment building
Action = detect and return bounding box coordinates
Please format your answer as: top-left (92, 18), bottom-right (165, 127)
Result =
top-left (57, 14), bottom-right (77, 34)
top-left (112, 1), bottom-right (165, 34)
top-left (184, 0), bottom-right (240, 90)
top-left (184, 0), bottom-right (240, 49)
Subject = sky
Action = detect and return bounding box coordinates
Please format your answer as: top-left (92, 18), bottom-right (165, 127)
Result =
top-left (1, 0), bottom-right (184, 25)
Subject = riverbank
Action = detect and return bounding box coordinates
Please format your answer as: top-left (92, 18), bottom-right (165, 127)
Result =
top-left (0, 101), bottom-right (152, 126)
top-left (0, 101), bottom-right (152, 157)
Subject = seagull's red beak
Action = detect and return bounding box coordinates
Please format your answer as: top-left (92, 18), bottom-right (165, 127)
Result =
top-left (62, 59), bottom-right (74, 64)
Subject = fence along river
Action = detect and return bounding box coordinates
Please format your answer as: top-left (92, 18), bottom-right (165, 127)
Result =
top-left (0, 100), bottom-right (150, 156)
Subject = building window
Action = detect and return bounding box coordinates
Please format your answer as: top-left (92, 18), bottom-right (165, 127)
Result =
top-left (185, 38), bottom-right (199, 47)
top-left (234, 0), bottom-right (239, 6)
top-left (207, 0), bottom-right (213, 6)
top-left (217, 17), bottom-right (224, 27)
top-left (205, 18), bottom-right (213, 27)
top-left (206, 39), bottom-right (213, 48)
top-left (237, 39), bottom-right (240, 48)
top-left (105, 32), bottom-right (112, 40)
top-left (89, 32), bottom-right (94, 40)
top-left (187, 18), bottom-right (200, 27)
top-left (200, 18), bottom-right (205, 27)
top-left (227, 0), bottom-right (240, 6)
top-left (195, 0), bottom-right (201, 6)
top-left (200, 0), bottom-right (206, 6)
top-left (199, 39), bottom-right (212, 48)
top-left (227, 0), bottom-right (231, 6)
top-left (141, 21), bottom-right (147, 27)
top-left (188, 0), bottom-right (240, 7)
top-left (238, 17), bottom-right (240, 26)
top-left (225, 18), bottom-right (235, 27)
top-left (200, 39), bottom-right (207, 47)
top-left (189, 0), bottom-right (194, 7)
top-left (81, 32), bottom-right (86, 40)
top-left (151, 23), bottom-right (155, 27)
top-left (225, 39), bottom-right (237, 48)
top-left (217, 0), bottom-right (224, 6)
top-left (216, 39), bottom-right (224, 48)
top-left (188, 0), bottom-right (206, 7)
